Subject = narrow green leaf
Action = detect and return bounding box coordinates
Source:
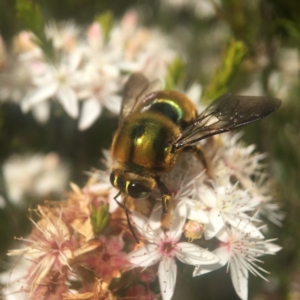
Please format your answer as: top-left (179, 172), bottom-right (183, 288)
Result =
top-left (202, 40), bottom-right (247, 103)
top-left (164, 57), bottom-right (186, 90)
top-left (95, 10), bottom-right (114, 40)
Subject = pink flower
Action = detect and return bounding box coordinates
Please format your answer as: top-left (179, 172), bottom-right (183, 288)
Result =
top-left (79, 235), bottom-right (128, 280)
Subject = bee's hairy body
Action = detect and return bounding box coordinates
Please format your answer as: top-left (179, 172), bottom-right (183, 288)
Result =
top-left (109, 72), bottom-right (281, 243)
top-left (111, 92), bottom-right (197, 194)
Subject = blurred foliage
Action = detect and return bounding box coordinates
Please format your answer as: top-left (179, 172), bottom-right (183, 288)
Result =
top-left (15, 0), bottom-right (43, 36)
top-left (0, 0), bottom-right (300, 299)
top-left (165, 57), bottom-right (186, 90)
top-left (15, 0), bottom-right (54, 58)
top-left (95, 10), bottom-right (114, 40)
top-left (202, 39), bottom-right (247, 103)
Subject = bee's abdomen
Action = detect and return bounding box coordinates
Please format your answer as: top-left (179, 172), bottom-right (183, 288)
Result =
top-left (111, 112), bottom-right (180, 172)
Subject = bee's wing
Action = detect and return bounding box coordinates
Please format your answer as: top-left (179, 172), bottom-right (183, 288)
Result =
top-left (119, 73), bottom-right (162, 125)
top-left (173, 93), bottom-right (281, 150)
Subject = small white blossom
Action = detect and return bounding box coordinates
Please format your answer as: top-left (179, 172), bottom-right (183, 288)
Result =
top-left (187, 175), bottom-right (261, 240)
top-left (193, 227), bottom-right (281, 300)
top-left (212, 133), bottom-right (267, 189)
top-left (127, 201), bottom-right (219, 300)
top-left (2, 153), bottom-right (69, 205)
top-left (21, 54), bottom-right (81, 118)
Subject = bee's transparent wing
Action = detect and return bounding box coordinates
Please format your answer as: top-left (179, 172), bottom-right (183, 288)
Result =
top-left (174, 93), bottom-right (281, 150)
top-left (119, 73), bottom-right (162, 125)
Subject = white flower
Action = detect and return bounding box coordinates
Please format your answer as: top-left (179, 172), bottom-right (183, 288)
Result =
top-left (45, 21), bottom-right (80, 52)
top-left (212, 132), bottom-right (267, 189)
top-left (7, 206), bottom-right (76, 294)
top-left (250, 173), bottom-right (285, 226)
top-left (0, 60), bottom-right (34, 103)
top-left (76, 63), bottom-right (121, 130)
top-left (193, 227), bottom-right (281, 300)
top-left (159, 152), bottom-right (205, 201)
top-left (186, 175), bottom-right (261, 240)
top-left (109, 11), bottom-right (177, 79)
top-left (21, 54), bottom-right (81, 119)
top-left (127, 201), bottom-right (219, 300)
top-left (0, 256), bottom-right (32, 300)
top-left (2, 153), bottom-right (69, 205)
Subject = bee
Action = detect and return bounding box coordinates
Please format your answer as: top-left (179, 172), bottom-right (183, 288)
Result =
top-left (110, 73), bottom-right (281, 242)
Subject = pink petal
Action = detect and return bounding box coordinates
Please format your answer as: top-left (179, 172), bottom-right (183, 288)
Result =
top-left (78, 98), bottom-right (102, 130)
top-left (158, 256), bottom-right (177, 300)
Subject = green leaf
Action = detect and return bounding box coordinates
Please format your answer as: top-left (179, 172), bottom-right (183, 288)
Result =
top-left (15, 0), bottom-right (44, 40)
top-left (91, 202), bottom-right (110, 236)
top-left (95, 10), bottom-right (114, 40)
top-left (202, 40), bottom-right (247, 104)
top-left (15, 0), bottom-right (54, 59)
top-left (164, 57), bottom-right (186, 90)
top-left (276, 18), bottom-right (300, 44)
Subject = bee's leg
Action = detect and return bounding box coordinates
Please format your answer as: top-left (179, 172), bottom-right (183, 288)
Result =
top-left (155, 177), bottom-right (171, 214)
top-left (184, 145), bottom-right (213, 177)
top-left (113, 193), bottom-right (140, 244)
top-left (113, 191), bottom-right (125, 209)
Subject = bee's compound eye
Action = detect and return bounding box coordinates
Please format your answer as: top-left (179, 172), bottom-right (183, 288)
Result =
top-left (109, 172), bottom-right (115, 186)
top-left (127, 182), bottom-right (151, 200)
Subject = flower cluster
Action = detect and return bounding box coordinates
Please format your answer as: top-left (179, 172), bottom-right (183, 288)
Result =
top-left (2, 153), bottom-right (69, 205)
top-left (0, 11), bottom-right (176, 130)
top-left (3, 129), bottom-right (282, 300)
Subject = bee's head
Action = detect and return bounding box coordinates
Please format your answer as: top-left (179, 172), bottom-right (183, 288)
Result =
top-left (110, 168), bottom-right (156, 200)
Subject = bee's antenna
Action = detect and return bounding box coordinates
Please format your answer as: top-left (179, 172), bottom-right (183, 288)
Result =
top-left (113, 193), bottom-right (140, 244)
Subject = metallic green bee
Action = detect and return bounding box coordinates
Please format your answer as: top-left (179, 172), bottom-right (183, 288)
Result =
top-left (110, 73), bottom-right (281, 242)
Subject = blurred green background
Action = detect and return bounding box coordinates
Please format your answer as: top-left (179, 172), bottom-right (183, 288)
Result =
top-left (0, 0), bottom-right (299, 299)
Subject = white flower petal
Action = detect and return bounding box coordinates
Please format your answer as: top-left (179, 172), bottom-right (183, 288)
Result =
top-left (57, 87), bottom-right (78, 118)
top-left (213, 246), bottom-right (231, 266)
top-left (127, 244), bottom-right (161, 268)
top-left (148, 202), bottom-right (164, 231)
top-left (169, 200), bottom-right (186, 241)
top-left (159, 257), bottom-right (177, 300)
top-left (229, 219), bottom-right (264, 239)
top-left (204, 208), bottom-right (224, 239)
top-left (175, 242), bottom-right (219, 266)
top-left (199, 186), bottom-right (217, 207)
top-left (215, 227), bottom-right (229, 243)
top-left (230, 259), bottom-right (248, 300)
top-left (131, 211), bottom-right (163, 242)
top-left (31, 101), bottom-right (51, 123)
top-left (108, 190), bottom-right (120, 213)
top-left (186, 83), bottom-right (202, 105)
top-left (193, 261), bottom-right (223, 276)
top-left (21, 83), bottom-right (57, 112)
top-left (104, 95), bottom-right (122, 115)
top-left (78, 98), bottom-right (102, 130)
top-left (265, 243), bottom-right (282, 253)
top-left (186, 199), bottom-right (209, 223)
